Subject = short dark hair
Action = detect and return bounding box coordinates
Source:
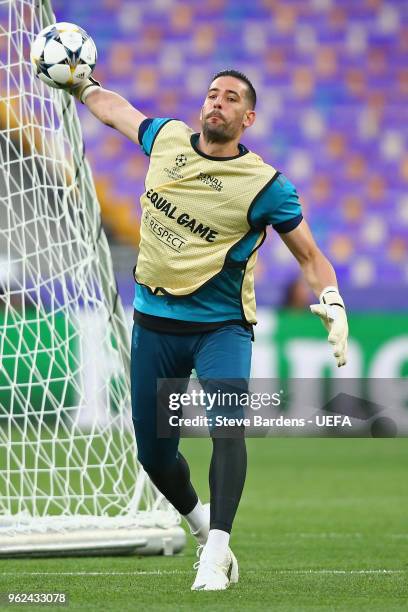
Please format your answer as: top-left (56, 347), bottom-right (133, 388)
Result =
top-left (210, 69), bottom-right (257, 109)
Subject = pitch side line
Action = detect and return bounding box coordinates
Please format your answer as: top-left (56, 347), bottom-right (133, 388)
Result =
top-left (282, 532), bottom-right (408, 539)
top-left (0, 569), bottom-right (406, 577)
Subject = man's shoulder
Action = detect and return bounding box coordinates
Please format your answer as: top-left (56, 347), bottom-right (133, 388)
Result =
top-left (268, 173), bottom-right (298, 197)
top-left (139, 118), bottom-right (192, 156)
top-left (260, 172), bottom-right (300, 212)
top-left (248, 170), bottom-right (301, 230)
top-left (148, 118), bottom-right (191, 135)
top-left (148, 118), bottom-right (194, 141)
top-left (244, 148), bottom-right (280, 178)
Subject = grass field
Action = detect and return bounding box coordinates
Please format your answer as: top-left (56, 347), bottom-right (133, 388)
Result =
top-left (0, 437), bottom-right (407, 611)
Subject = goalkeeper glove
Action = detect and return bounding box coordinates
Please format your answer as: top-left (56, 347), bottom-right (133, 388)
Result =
top-left (310, 286), bottom-right (348, 367)
top-left (71, 76), bottom-right (101, 104)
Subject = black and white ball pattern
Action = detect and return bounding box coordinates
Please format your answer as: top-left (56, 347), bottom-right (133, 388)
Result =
top-left (30, 22), bottom-right (97, 89)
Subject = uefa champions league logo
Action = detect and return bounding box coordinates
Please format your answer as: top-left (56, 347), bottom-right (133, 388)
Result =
top-left (175, 154), bottom-right (187, 168)
top-left (164, 154), bottom-right (187, 179)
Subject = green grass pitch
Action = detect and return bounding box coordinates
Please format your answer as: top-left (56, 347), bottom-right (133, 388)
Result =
top-left (0, 438), bottom-right (407, 611)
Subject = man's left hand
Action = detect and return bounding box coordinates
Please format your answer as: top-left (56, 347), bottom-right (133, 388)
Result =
top-left (310, 286), bottom-right (348, 367)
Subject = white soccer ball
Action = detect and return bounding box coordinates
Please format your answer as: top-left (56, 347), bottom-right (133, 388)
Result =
top-left (30, 22), bottom-right (97, 89)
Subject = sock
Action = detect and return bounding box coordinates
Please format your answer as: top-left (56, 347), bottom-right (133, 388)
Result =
top-left (184, 500), bottom-right (209, 544)
top-left (203, 529), bottom-right (230, 559)
top-left (209, 433), bottom-right (247, 533)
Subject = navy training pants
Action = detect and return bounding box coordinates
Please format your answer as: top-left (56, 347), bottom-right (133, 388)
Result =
top-left (130, 322), bottom-right (252, 471)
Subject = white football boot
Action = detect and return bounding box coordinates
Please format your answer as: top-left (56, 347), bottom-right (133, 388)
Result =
top-left (191, 544), bottom-right (239, 591)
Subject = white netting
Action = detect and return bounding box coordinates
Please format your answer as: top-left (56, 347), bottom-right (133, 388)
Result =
top-left (0, 0), bottom-right (183, 552)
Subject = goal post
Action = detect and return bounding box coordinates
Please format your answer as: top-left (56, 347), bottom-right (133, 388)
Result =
top-left (0, 0), bottom-right (185, 556)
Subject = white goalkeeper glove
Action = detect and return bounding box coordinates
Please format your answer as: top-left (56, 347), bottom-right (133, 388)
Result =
top-left (70, 76), bottom-right (101, 104)
top-left (310, 286), bottom-right (348, 367)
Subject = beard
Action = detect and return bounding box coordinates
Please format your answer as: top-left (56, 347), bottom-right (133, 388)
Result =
top-left (202, 114), bottom-right (238, 144)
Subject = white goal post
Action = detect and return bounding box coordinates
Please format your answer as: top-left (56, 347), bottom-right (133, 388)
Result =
top-left (0, 0), bottom-right (185, 556)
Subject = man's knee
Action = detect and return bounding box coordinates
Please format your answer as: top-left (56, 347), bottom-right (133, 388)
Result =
top-left (136, 449), bottom-right (160, 474)
top-left (132, 417), bottom-right (178, 473)
top-left (138, 450), bottom-right (179, 477)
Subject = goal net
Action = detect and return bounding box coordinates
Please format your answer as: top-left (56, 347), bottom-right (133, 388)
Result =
top-left (0, 0), bottom-right (185, 556)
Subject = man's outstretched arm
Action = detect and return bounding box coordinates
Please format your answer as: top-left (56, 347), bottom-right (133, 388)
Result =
top-left (279, 218), bottom-right (337, 294)
top-left (279, 218), bottom-right (349, 367)
top-left (72, 78), bottom-right (147, 145)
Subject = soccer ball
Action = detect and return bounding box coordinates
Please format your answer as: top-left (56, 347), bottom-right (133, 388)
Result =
top-left (30, 22), bottom-right (97, 89)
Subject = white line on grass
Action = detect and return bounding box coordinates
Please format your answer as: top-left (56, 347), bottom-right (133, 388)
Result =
top-left (282, 532), bottom-right (408, 539)
top-left (290, 533), bottom-right (364, 539)
top-left (1, 569), bottom-right (406, 577)
top-left (250, 532), bottom-right (408, 540)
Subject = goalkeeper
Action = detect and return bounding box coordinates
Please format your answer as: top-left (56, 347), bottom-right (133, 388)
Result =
top-left (68, 69), bottom-right (348, 590)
